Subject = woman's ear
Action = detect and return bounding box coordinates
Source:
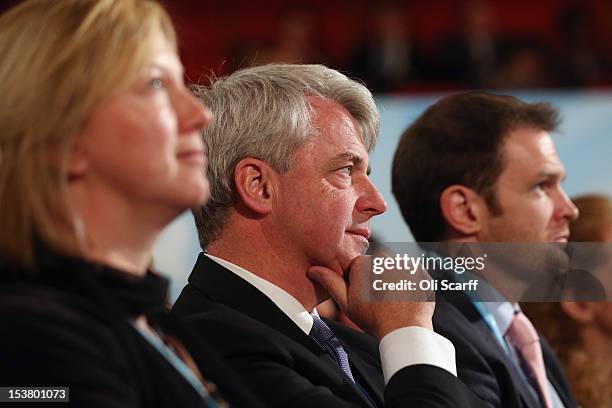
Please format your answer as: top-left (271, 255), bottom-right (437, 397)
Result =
top-left (67, 142), bottom-right (89, 180)
top-left (561, 301), bottom-right (597, 324)
top-left (439, 185), bottom-right (484, 237)
top-left (234, 158), bottom-right (276, 215)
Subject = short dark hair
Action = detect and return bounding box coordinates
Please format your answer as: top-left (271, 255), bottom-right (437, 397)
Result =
top-left (392, 91), bottom-right (560, 242)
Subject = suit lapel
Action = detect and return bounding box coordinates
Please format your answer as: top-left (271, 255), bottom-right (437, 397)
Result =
top-left (452, 300), bottom-right (543, 408)
top-left (436, 267), bottom-right (544, 408)
top-left (188, 254), bottom-right (323, 355)
top-left (329, 320), bottom-right (384, 406)
top-left (344, 350), bottom-right (384, 407)
top-left (188, 254), bottom-right (381, 407)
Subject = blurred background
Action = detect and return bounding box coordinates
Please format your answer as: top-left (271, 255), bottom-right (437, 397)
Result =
top-left (161, 0), bottom-right (612, 91)
top-left (2, 0), bottom-right (611, 300)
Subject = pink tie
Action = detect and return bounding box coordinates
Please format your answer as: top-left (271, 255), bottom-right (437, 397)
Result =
top-left (506, 311), bottom-right (553, 408)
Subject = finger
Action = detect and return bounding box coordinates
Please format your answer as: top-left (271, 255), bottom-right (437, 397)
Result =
top-left (307, 266), bottom-right (349, 311)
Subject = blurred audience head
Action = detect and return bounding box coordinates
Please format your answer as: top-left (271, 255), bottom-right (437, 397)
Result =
top-left (462, 0), bottom-right (496, 36)
top-left (494, 40), bottom-right (552, 89)
top-left (253, 5), bottom-right (323, 65)
top-left (372, 2), bottom-right (408, 40)
top-left (569, 195), bottom-right (612, 242)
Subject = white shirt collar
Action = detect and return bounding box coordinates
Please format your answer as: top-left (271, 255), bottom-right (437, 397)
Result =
top-left (482, 301), bottom-right (520, 335)
top-left (205, 254), bottom-right (315, 334)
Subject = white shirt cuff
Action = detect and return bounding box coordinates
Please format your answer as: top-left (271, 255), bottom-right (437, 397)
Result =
top-left (379, 326), bottom-right (457, 384)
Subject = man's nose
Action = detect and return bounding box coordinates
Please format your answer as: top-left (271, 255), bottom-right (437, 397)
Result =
top-left (356, 177), bottom-right (387, 218)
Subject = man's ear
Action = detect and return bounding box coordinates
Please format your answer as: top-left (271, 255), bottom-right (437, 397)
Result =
top-left (561, 302), bottom-right (596, 324)
top-left (439, 185), bottom-right (484, 237)
top-left (234, 158), bottom-right (276, 215)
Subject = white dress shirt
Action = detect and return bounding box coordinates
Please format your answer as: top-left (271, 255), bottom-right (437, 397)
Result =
top-left (206, 254), bottom-right (457, 384)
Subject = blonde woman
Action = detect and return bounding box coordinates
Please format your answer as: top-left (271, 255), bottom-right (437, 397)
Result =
top-left (0, 1), bottom-right (263, 406)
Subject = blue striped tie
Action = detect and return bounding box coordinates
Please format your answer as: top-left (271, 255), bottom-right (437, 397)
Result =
top-left (309, 314), bottom-right (355, 382)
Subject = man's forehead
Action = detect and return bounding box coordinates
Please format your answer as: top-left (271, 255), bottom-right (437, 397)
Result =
top-left (300, 136), bottom-right (369, 164)
top-left (501, 128), bottom-right (565, 176)
top-left (502, 129), bottom-right (558, 160)
top-left (307, 97), bottom-right (366, 146)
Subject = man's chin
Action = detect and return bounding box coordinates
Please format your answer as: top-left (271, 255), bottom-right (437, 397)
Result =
top-left (311, 248), bottom-right (365, 277)
top-left (336, 251), bottom-right (365, 274)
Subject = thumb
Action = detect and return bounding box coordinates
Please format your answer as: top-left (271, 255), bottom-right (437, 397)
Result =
top-left (307, 266), bottom-right (348, 311)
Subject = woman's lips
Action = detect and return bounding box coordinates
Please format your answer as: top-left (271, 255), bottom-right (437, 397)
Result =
top-left (177, 149), bottom-right (206, 164)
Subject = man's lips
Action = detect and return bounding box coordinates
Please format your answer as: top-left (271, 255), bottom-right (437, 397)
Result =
top-left (550, 227), bottom-right (571, 242)
top-left (346, 229), bottom-right (370, 240)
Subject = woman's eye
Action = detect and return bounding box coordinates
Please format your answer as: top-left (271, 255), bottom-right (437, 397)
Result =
top-left (149, 78), bottom-right (165, 89)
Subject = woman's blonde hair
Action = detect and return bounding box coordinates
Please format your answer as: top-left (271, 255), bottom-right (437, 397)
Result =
top-left (0, 0), bottom-right (176, 268)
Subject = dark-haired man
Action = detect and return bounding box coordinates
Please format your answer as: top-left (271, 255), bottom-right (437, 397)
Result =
top-left (392, 92), bottom-right (578, 408)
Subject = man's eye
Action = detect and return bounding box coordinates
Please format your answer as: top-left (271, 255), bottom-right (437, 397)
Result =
top-left (337, 166), bottom-right (352, 177)
top-left (534, 181), bottom-right (548, 191)
top-left (149, 78), bottom-right (166, 89)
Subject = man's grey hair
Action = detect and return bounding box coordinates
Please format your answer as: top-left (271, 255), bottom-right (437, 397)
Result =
top-left (193, 64), bottom-right (380, 249)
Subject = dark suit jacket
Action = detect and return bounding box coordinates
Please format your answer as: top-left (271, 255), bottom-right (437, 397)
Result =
top-left (433, 294), bottom-right (577, 408)
top-left (0, 251), bottom-right (265, 408)
top-left (172, 253), bottom-right (485, 408)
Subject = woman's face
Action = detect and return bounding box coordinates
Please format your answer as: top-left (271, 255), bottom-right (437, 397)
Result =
top-left (72, 30), bottom-right (211, 218)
